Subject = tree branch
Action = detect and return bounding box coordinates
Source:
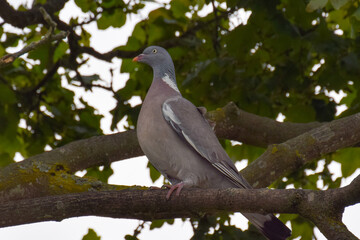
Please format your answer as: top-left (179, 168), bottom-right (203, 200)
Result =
top-left (1, 175), bottom-right (359, 239)
top-left (28, 60), bottom-right (61, 94)
top-left (0, 166), bottom-right (127, 203)
top-left (207, 102), bottom-right (323, 147)
top-left (0, 7), bottom-right (68, 67)
top-left (242, 112), bottom-right (360, 188)
top-left (0, 130), bottom-right (141, 200)
top-left (0, 32), bottom-right (67, 66)
top-left (0, 0), bottom-right (68, 28)
top-left (79, 47), bottom-right (141, 62)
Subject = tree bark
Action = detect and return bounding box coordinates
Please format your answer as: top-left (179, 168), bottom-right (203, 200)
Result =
top-left (242, 111), bottom-right (360, 188)
top-left (0, 175), bottom-right (359, 239)
top-left (207, 102), bottom-right (323, 147)
top-left (0, 0), bottom-right (68, 28)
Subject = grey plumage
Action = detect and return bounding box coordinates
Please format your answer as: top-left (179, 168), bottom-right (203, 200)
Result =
top-left (134, 46), bottom-right (291, 240)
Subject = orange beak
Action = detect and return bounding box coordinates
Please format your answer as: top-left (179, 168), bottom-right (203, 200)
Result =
top-left (132, 54), bottom-right (144, 62)
top-left (132, 56), bottom-right (139, 62)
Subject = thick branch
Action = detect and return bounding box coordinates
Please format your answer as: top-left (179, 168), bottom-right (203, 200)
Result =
top-left (0, 130), bottom-right (141, 202)
top-left (0, 177), bottom-right (359, 240)
top-left (0, 0), bottom-right (67, 28)
top-left (334, 172), bottom-right (360, 207)
top-left (0, 130), bottom-right (141, 175)
top-left (207, 102), bottom-right (323, 147)
top-left (311, 215), bottom-right (357, 240)
top-left (242, 112), bottom-right (360, 188)
top-left (2, 189), bottom-right (297, 226)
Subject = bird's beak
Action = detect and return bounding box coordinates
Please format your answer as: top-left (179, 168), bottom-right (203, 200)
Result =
top-left (132, 54), bottom-right (144, 62)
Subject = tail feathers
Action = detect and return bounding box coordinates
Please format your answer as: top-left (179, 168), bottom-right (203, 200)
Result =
top-left (243, 213), bottom-right (291, 240)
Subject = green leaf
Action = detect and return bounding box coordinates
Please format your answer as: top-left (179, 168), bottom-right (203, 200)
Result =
top-left (97, 9), bottom-right (126, 29)
top-left (196, 0), bottom-right (205, 10)
top-left (226, 0), bottom-right (237, 8)
top-left (0, 83), bottom-right (16, 104)
top-left (102, 0), bottom-right (118, 8)
top-left (306, 0), bottom-right (328, 12)
top-left (79, 28), bottom-right (92, 47)
top-left (333, 148), bottom-right (360, 177)
top-left (0, 44), bottom-right (5, 56)
top-left (170, 0), bottom-right (189, 18)
top-left (183, 59), bottom-right (212, 85)
top-left (340, 84), bottom-right (357, 107)
top-left (82, 228), bottom-right (101, 240)
top-left (353, 7), bottom-right (360, 21)
top-left (132, 24), bottom-right (146, 43)
top-left (34, 0), bottom-right (47, 4)
top-left (290, 216), bottom-right (315, 240)
top-left (0, 152), bottom-right (15, 168)
top-left (147, 24), bottom-right (167, 44)
top-left (226, 25), bottom-right (258, 58)
top-left (150, 219), bottom-right (165, 229)
top-left (53, 41), bottom-right (68, 62)
top-left (85, 166), bottom-right (114, 183)
top-left (121, 58), bottom-right (139, 72)
top-left (284, 104), bottom-right (316, 123)
top-left (225, 141), bottom-right (265, 163)
top-left (79, 108), bottom-right (102, 129)
top-left (125, 235), bottom-right (139, 240)
top-left (82, 74), bottom-right (101, 85)
top-left (150, 219), bottom-right (174, 230)
top-left (148, 161), bottom-right (161, 182)
top-left (75, 0), bottom-right (97, 12)
top-left (117, 79), bottom-right (137, 100)
top-left (27, 42), bottom-right (50, 68)
top-left (0, 106), bottom-right (20, 154)
top-left (330, 0), bottom-right (349, 10)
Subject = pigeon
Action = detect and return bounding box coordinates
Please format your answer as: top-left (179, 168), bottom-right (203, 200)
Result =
top-left (133, 46), bottom-right (291, 240)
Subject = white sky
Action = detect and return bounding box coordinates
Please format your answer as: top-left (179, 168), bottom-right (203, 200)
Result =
top-left (0, 1), bottom-right (359, 239)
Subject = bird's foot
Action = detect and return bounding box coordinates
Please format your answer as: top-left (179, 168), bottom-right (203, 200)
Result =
top-left (149, 186), bottom-right (162, 190)
top-left (164, 182), bottom-right (184, 200)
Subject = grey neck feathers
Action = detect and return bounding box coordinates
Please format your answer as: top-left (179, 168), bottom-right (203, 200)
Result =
top-left (153, 61), bottom-right (176, 83)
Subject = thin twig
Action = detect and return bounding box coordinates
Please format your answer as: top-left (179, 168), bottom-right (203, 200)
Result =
top-left (39, 7), bottom-right (57, 29)
top-left (28, 60), bottom-right (61, 94)
top-left (211, 0), bottom-right (220, 55)
top-left (0, 7), bottom-right (68, 67)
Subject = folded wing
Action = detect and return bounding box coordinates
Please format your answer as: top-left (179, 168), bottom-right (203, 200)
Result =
top-left (162, 96), bottom-right (252, 189)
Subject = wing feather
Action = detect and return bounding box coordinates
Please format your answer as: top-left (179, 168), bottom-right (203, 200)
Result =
top-left (162, 96), bottom-right (251, 189)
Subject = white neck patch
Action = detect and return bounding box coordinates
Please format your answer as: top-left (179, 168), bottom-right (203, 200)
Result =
top-left (162, 73), bottom-right (180, 93)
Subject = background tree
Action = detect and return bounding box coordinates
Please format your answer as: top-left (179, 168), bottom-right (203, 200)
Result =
top-left (0, 0), bottom-right (360, 239)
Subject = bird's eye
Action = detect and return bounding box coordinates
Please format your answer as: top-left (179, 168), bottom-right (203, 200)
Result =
top-left (152, 49), bottom-right (157, 53)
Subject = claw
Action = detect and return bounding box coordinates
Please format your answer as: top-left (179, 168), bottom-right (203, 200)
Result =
top-left (165, 182), bottom-right (184, 200)
top-left (162, 184), bottom-right (172, 189)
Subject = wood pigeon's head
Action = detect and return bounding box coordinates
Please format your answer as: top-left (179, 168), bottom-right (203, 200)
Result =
top-left (133, 46), bottom-right (175, 78)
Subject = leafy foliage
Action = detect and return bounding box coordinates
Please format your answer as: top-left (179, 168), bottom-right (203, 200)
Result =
top-left (82, 228), bottom-right (101, 240)
top-left (0, 0), bottom-right (360, 239)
